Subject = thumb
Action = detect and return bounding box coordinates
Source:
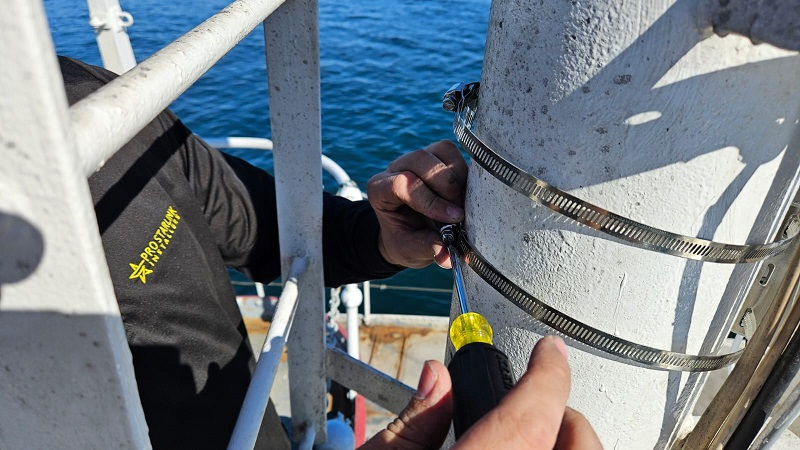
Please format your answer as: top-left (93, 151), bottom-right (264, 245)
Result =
top-left (360, 360), bottom-right (453, 449)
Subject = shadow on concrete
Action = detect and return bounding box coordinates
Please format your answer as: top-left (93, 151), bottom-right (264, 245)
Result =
top-left (0, 211), bottom-right (44, 302)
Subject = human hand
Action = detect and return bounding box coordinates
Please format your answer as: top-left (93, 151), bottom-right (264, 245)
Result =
top-left (360, 336), bottom-right (601, 450)
top-left (454, 336), bottom-right (601, 449)
top-left (359, 359), bottom-right (453, 450)
top-left (367, 140), bottom-right (467, 269)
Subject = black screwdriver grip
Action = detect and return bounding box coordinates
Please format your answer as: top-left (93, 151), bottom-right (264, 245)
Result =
top-left (448, 342), bottom-right (516, 439)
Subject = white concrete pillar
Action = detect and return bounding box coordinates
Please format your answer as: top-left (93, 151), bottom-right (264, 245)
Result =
top-left (461, 0), bottom-right (800, 448)
top-left (0, 0), bottom-right (148, 447)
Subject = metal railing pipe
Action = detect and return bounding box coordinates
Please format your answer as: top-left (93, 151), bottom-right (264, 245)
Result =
top-left (228, 256), bottom-right (308, 450)
top-left (728, 315), bottom-right (800, 448)
top-left (682, 202), bottom-right (800, 449)
top-left (363, 281), bottom-right (372, 325)
top-left (264, 0), bottom-right (327, 444)
top-left (340, 284), bottom-right (362, 360)
top-left (205, 136), bottom-right (356, 187)
top-left (69, 0), bottom-right (287, 176)
top-left (85, 0), bottom-right (137, 74)
top-left (326, 347), bottom-right (415, 415)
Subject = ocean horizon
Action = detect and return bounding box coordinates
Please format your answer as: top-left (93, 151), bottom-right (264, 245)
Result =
top-left (44, 0), bottom-right (491, 316)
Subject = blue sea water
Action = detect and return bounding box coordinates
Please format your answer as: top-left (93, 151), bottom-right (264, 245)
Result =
top-left (44, 0), bottom-right (490, 316)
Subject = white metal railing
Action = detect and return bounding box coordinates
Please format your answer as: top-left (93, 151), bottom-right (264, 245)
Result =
top-left (86, 0), bottom-right (136, 74)
top-left (84, 0), bottom-right (405, 427)
top-left (70, 0), bottom-right (289, 176)
top-left (210, 3), bottom-right (420, 438)
top-left (205, 136), bottom-right (360, 192)
top-left (3, 0), bottom-right (418, 447)
top-left (229, 257), bottom-right (308, 449)
top-left (208, 135), bottom-right (373, 359)
top-left (326, 347), bottom-right (415, 414)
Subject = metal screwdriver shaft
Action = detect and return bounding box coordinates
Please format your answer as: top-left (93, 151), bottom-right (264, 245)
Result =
top-left (440, 224), bottom-right (517, 439)
top-left (441, 224), bottom-right (469, 314)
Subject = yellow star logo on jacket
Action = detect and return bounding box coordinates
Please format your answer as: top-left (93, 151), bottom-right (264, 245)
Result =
top-left (129, 261), bottom-right (154, 284)
top-left (127, 206), bottom-right (181, 284)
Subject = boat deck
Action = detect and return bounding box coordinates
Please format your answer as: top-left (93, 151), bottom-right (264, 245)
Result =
top-left (239, 296), bottom-right (450, 441)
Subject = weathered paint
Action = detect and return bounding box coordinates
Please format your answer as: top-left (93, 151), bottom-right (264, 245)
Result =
top-left (0, 0), bottom-right (148, 447)
top-left (459, 0), bottom-right (800, 448)
top-left (70, 0), bottom-right (288, 176)
top-left (265, 0), bottom-right (328, 445)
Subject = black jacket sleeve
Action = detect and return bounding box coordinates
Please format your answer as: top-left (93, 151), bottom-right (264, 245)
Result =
top-left (188, 143), bottom-right (403, 286)
top-left (58, 56), bottom-right (403, 287)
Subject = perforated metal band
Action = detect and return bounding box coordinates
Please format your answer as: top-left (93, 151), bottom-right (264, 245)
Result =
top-left (453, 230), bottom-right (743, 371)
top-left (444, 82), bottom-right (797, 264)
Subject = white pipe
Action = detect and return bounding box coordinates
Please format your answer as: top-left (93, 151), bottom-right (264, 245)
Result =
top-left (326, 347), bottom-right (415, 415)
top-left (205, 136), bottom-right (355, 186)
top-left (327, 166), bottom-right (355, 189)
top-left (204, 136), bottom-right (274, 151)
top-left (462, 1), bottom-right (800, 448)
top-left (85, 0), bottom-right (137, 74)
top-left (228, 257), bottom-right (308, 450)
top-left (265, 0), bottom-right (327, 443)
top-left (70, 0), bottom-right (288, 176)
top-left (255, 282), bottom-right (266, 299)
top-left (363, 281), bottom-right (372, 325)
top-left (340, 284), bottom-right (363, 360)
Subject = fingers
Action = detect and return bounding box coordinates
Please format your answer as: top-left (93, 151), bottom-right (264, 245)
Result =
top-left (370, 170), bottom-right (464, 223)
top-left (386, 140), bottom-right (467, 205)
top-left (454, 336), bottom-right (573, 449)
top-left (359, 361), bottom-right (453, 450)
top-left (434, 243), bottom-right (452, 269)
top-left (427, 140), bottom-right (469, 188)
top-left (360, 337), bottom-right (601, 450)
top-left (369, 140), bottom-right (466, 223)
top-left (554, 408), bottom-right (602, 450)
top-left (367, 140), bottom-right (468, 268)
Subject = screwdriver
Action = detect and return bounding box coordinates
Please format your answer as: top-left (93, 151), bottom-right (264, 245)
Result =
top-left (440, 224), bottom-right (517, 439)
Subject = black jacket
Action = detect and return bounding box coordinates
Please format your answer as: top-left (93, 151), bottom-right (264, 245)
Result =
top-left (60, 56), bottom-right (400, 449)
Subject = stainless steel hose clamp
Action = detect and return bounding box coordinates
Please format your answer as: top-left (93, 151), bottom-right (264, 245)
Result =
top-left (441, 82), bottom-right (799, 371)
top-left (444, 82), bottom-right (798, 264)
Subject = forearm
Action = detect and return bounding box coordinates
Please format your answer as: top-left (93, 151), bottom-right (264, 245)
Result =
top-left (322, 194), bottom-right (404, 286)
